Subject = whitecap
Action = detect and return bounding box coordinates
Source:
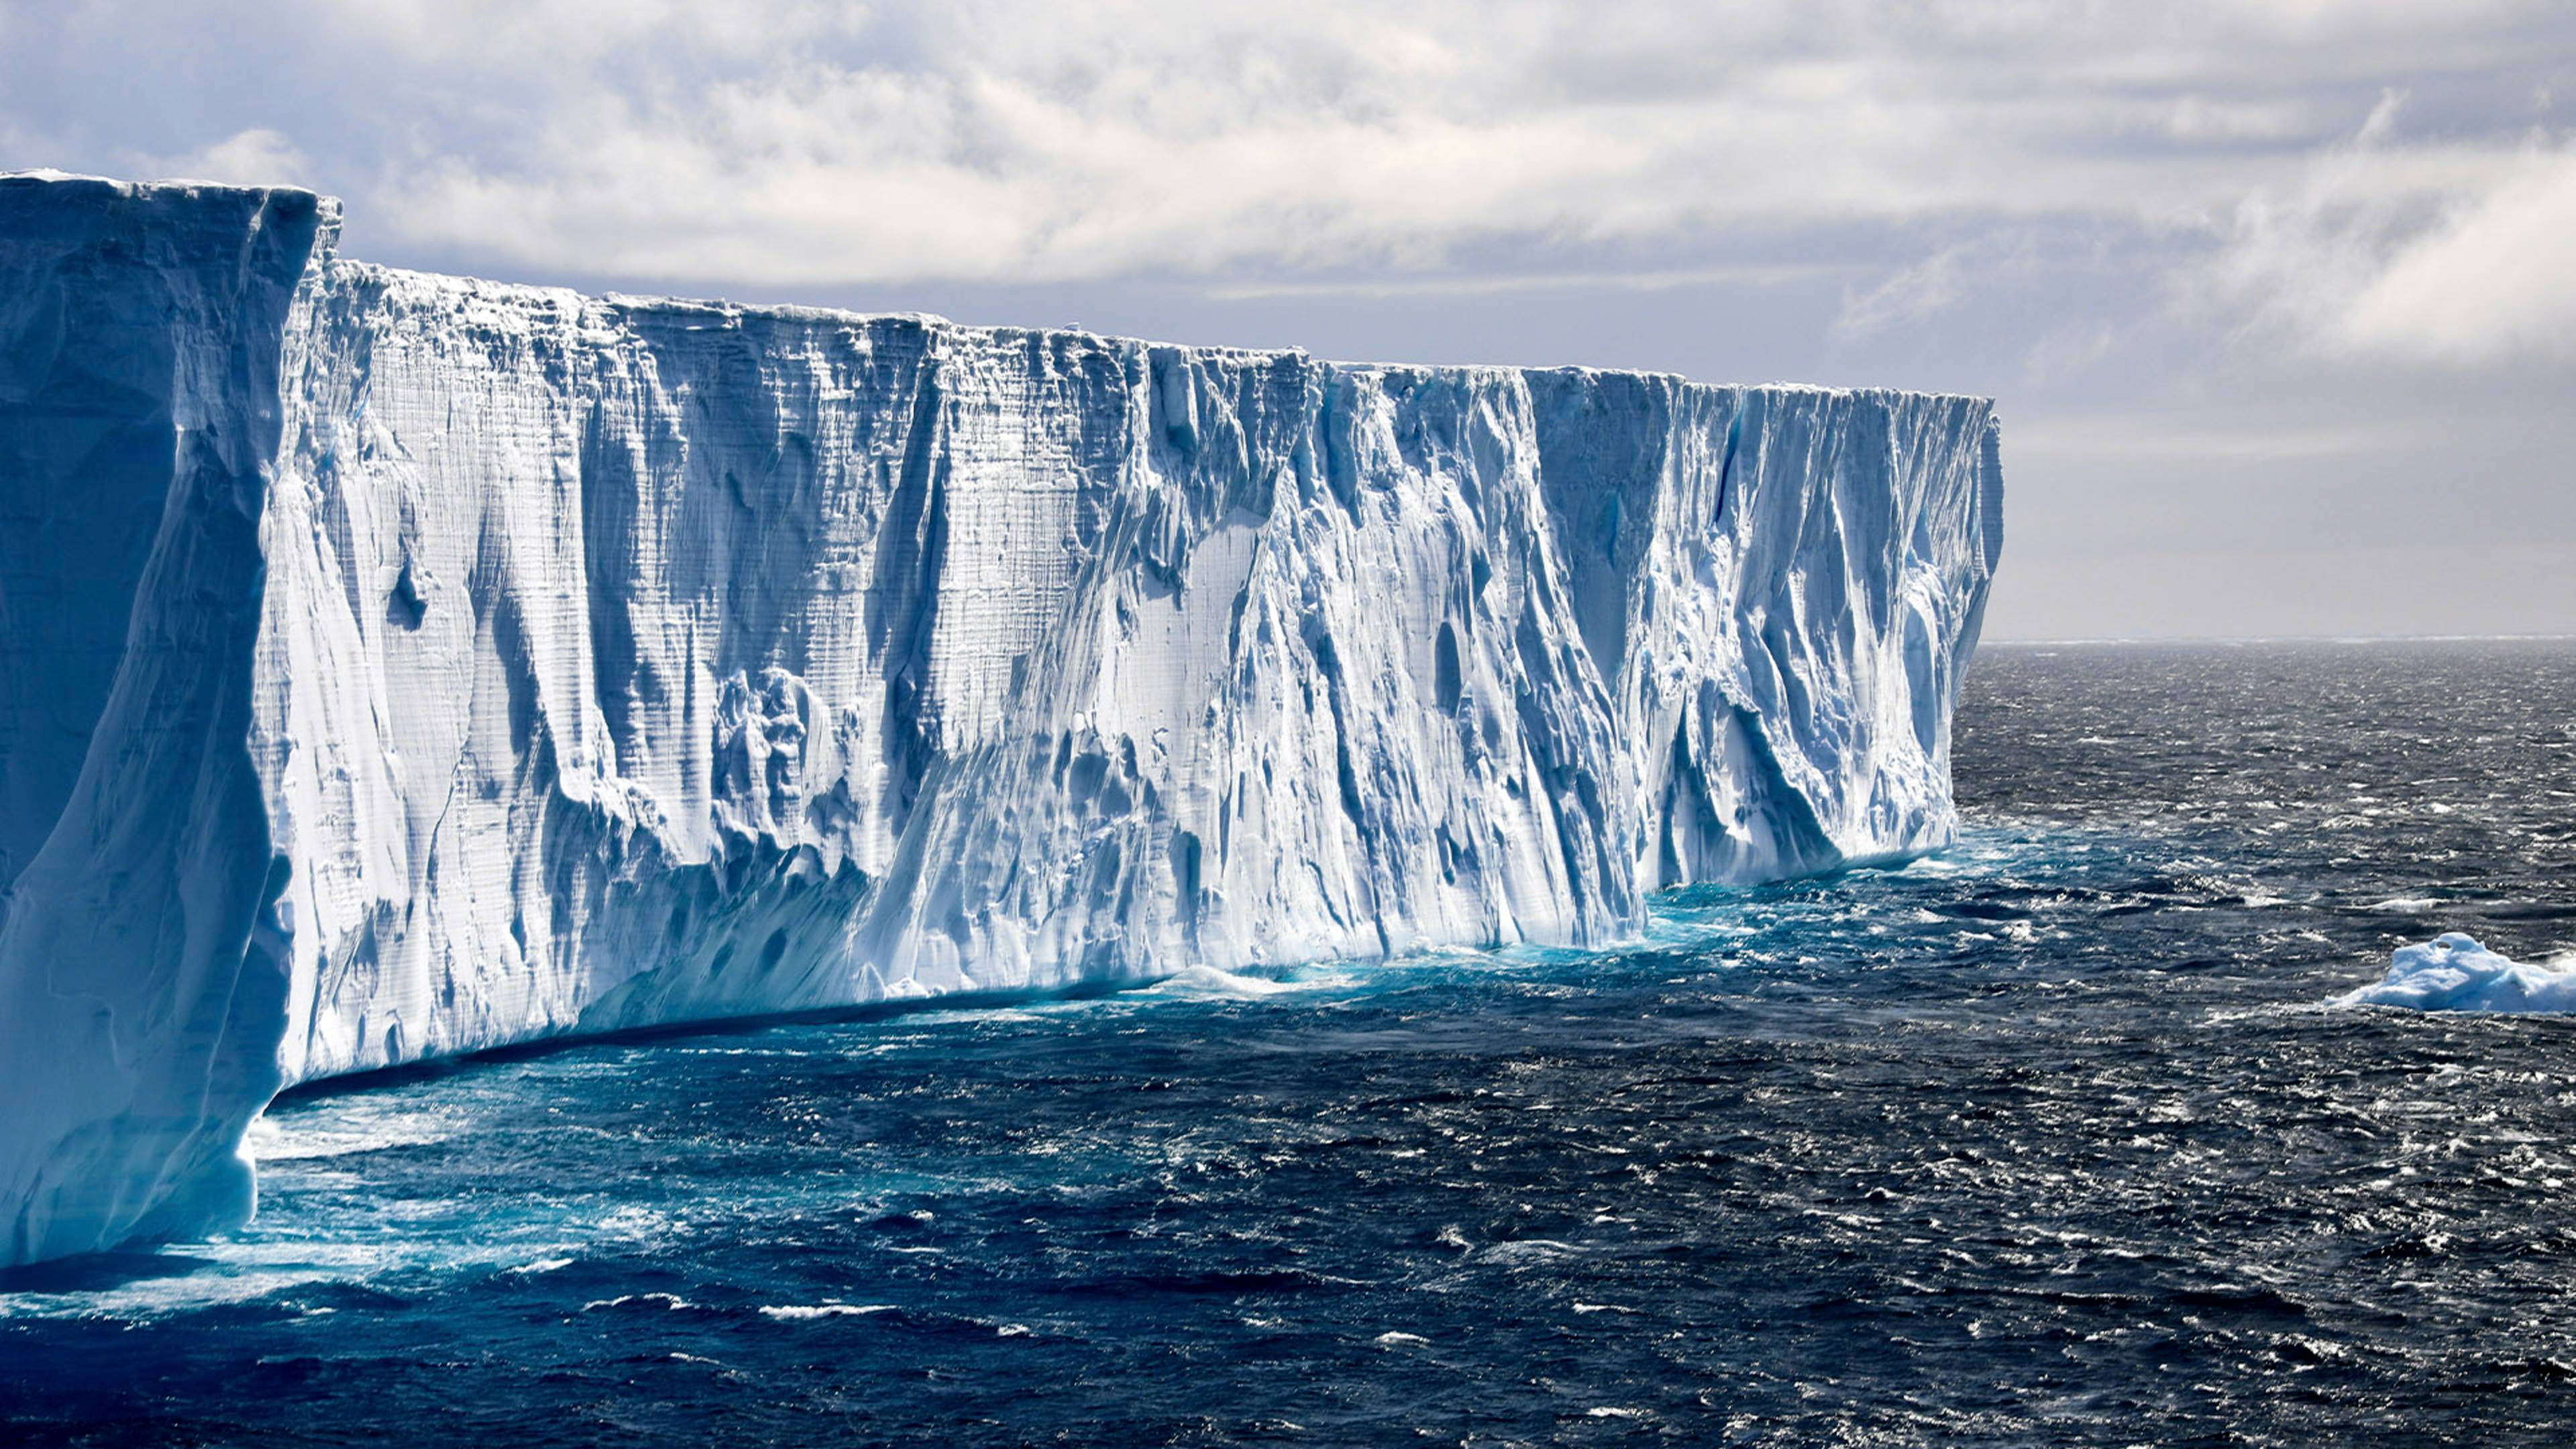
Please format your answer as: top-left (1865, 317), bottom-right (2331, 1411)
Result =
top-left (0, 1268), bottom-right (334, 1323)
top-left (246, 1107), bottom-right (457, 1162)
top-left (1481, 1238), bottom-right (1583, 1265)
top-left (580, 1292), bottom-right (690, 1312)
top-left (1146, 964), bottom-right (1307, 999)
top-left (759, 1303), bottom-right (894, 1320)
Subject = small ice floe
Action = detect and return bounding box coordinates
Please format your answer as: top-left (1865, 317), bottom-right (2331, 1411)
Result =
top-left (2337, 933), bottom-right (2576, 1013)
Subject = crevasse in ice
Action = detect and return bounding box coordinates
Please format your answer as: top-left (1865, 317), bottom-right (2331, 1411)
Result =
top-left (0, 173), bottom-right (2004, 1265)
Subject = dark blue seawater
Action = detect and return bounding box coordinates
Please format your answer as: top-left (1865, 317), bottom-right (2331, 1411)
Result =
top-left (7, 641), bottom-right (2576, 1446)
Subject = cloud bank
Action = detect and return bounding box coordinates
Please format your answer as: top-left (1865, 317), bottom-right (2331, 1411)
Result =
top-left (2205, 93), bottom-right (2576, 366)
top-left (5, 0), bottom-right (2573, 372)
top-left (4, 0), bottom-right (2571, 640)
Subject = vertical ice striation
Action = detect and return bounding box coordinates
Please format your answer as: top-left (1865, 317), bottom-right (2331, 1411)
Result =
top-left (0, 174), bottom-right (329, 1265)
top-left (0, 175), bottom-right (2003, 1265)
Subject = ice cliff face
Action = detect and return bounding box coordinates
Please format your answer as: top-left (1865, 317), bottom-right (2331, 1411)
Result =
top-left (0, 174), bottom-right (2004, 1265)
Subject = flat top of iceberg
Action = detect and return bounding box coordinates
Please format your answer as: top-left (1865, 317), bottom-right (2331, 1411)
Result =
top-left (3, 169), bottom-right (1988, 406)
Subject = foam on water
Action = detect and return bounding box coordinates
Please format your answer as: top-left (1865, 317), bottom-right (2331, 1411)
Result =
top-left (244, 1104), bottom-right (461, 1161)
top-left (757, 1303), bottom-right (896, 1320)
top-left (1144, 963), bottom-right (1329, 999)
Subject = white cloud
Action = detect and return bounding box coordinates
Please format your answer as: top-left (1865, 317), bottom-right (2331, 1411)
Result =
top-left (1832, 235), bottom-right (2044, 339)
top-left (2019, 322), bottom-right (2121, 388)
top-left (1834, 247), bottom-right (1978, 338)
top-left (2200, 90), bottom-right (2576, 367)
top-left (1207, 262), bottom-right (1840, 303)
top-left (2163, 96), bottom-right (2320, 144)
top-left (2008, 412), bottom-right (2422, 464)
top-left (21, 0), bottom-right (2530, 295)
top-left (160, 128), bottom-right (311, 189)
top-left (2332, 150), bottom-right (2576, 363)
top-left (9, 0), bottom-right (2576, 376)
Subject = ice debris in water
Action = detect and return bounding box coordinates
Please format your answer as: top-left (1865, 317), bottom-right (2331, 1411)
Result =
top-left (2337, 932), bottom-right (2576, 1014)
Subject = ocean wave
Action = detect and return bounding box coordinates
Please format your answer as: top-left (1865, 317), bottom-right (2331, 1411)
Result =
top-left (1146, 964), bottom-right (1316, 999)
top-left (580, 1292), bottom-right (692, 1312)
top-left (759, 1303), bottom-right (896, 1321)
top-left (245, 1107), bottom-right (458, 1161)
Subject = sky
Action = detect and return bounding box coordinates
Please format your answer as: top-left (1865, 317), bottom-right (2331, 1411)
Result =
top-left (3, 0), bottom-right (2571, 640)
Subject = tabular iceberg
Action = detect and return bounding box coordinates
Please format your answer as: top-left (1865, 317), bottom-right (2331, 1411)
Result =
top-left (0, 172), bottom-right (2004, 1266)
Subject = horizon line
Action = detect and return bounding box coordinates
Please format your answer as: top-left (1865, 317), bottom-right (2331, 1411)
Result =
top-left (1984, 632), bottom-right (2576, 647)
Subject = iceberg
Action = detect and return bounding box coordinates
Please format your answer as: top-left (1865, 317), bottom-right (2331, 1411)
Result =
top-left (2337, 933), bottom-right (2576, 1013)
top-left (0, 172), bottom-right (2004, 1265)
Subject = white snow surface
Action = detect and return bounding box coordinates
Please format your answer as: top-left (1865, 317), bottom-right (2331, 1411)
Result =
top-left (0, 174), bottom-right (2004, 1265)
top-left (2337, 933), bottom-right (2576, 1013)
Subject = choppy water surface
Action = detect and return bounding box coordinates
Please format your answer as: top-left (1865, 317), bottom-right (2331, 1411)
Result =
top-left (6, 641), bottom-right (2576, 1446)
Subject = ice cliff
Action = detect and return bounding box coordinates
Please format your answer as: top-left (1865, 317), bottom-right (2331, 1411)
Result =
top-left (0, 173), bottom-right (2004, 1265)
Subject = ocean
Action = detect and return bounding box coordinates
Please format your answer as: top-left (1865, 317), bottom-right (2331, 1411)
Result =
top-left (5, 641), bottom-right (2575, 1446)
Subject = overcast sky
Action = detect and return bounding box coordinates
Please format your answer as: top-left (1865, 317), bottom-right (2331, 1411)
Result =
top-left (5, 1), bottom-right (2571, 639)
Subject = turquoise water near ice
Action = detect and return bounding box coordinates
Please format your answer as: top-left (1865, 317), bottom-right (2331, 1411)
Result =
top-left (5, 642), bottom-right (2575, 1445)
